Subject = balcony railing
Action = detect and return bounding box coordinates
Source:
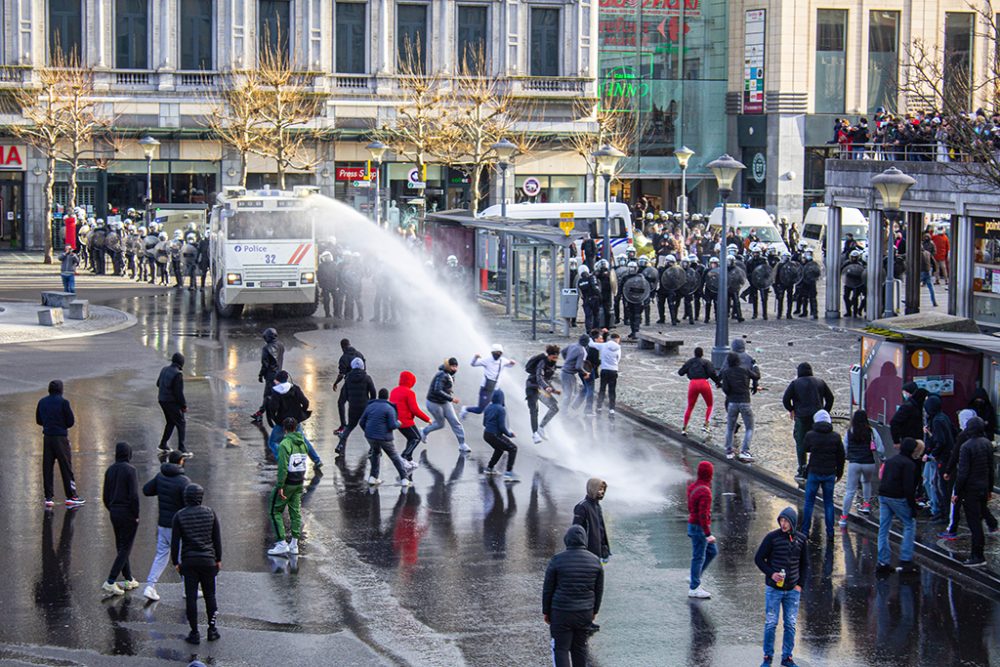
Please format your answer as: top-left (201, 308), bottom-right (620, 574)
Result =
top-left (114, 70), bottom-right (151, 86)
top-left (178, 71), bottom-right (218, 87)
top-left (516, 77), bottom-right (589, 95)
top-left (332, 74), bottom-right (372, 90)
top-left (0, 66), bottom-right (24, 83)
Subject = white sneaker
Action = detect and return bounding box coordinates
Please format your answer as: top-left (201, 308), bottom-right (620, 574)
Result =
top-left (458, 443), bottom-right (472, 454)
top-left (688, 586), bottom-right (711, 599)
top-left (725, 452), bottom-right (735, 460)
top-left (738, 452), bottom-right (755, 463)
top-left (405, 460), bottom-right (419, 471)
top-left (288, 538), bottom-right (299, 555)
top-left (459, 407), bottom-right (469, 420)
top-left (608, 409), bottom-right (615, 416)
top-left (143, 585), bottom-right (160, 601)
top-left (538, 426), bottom-right (548, 440)
top-left (102, 581), bottom-right (125, 596)
top-left (120, 578), bottom-right (141, 591)
top-left (399, 477), bottom-right (412, 488)
top-left (532, 432), bottom-right (543, 444)
top-left (368, 476), bottom-right (383, 486)
top-left (268, 541), bottom-right (290, 556)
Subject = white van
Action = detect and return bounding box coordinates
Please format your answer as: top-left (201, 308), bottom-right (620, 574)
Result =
top-left (707, 205), bottom-right (789, 255)
top-left (478, 202), bottom-right (635, 258)
top-left (801, 204), bottom-right (868, 256)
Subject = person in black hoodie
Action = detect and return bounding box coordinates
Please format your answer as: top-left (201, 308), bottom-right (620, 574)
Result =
top-left (754, 506), bottom-right (809, 667)
top-left (101, 442), bottom-right (140, 596)
top-left (678, 347), bottom-right (720, 436)
top-left (720, 352), bottom-right (760, 462)
top-left (141, 450), bottom-right (191, 601)
top-left (799, 410), bottom-right (844, 538)
top-left (171, 483), bottom-right (222, 644)
top-left (251, 328), bottom-right (284, 424)
top-left (889, 384), bottom-right (928, 501)
top-left (968, 387), bottom-right (997, 440)
top-left (156, 353), bottom-right (190, 456)
top-left (953, 416), bottom-right (996, 567)
top-left (332, 338), bottom-right (365, 393)
top-left (877, 437), bottom-right (924, 574)
top-left (336, 358), bottom-right (376, 455)
top-left (942, 410), bottom-right (998, 538)
top-left (573, 478), bottom-right (610, 561)
top-left (267, 370), bottom-right (323, 468)
top-left (922, 394), bottom-right (954, 521)
top-left (781, 362), bottom-right (835, 481)
top-left (35, 379), bottom-right (85, 507)
top-left (542, 525), bottom-right (604, 667)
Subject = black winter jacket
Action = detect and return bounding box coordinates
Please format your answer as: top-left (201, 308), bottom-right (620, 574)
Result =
top-left (879, 440), bottom-right (920, 510)
top-left (340, 369), bottom-right (376, 409)
top-left (955, 417), bottom-right (996, 496)
top-left (156, 362), bottom-right (186, 406)
top-left (754, 507), bottom-right (809, 590)
top-left (267, 382), bottom-right (311, 426)
top-left (889, 390), bottom-right (927, 443)
top-left (804, 422), bottom-right (845, 479)
top-left (36, 394), bottom-right (75, 436)
top-left (924, 395), bottom-right (955, 463)
top-left (781, 363), bottom-right (835, 419)
top-left (103, 443), bottom-right (139, 517)
top-left (171, 488), bottom-right (222, 568)
top-left (678, 357), bottom-right (720, 383)
top-left (720, 364), bottom-right (759, 404)
top-left (143, 463), bottom-right (191, 528)
top-left (844, 427), bottom-right (876, 465)
top-left (427, 366), bottom-right (456, 404)
top-left (573, 496), bottom-right (610, 559)
top-left (542, 526), bottom-right (605, 615)
top-left (335, 347), bottom-right (365, 385)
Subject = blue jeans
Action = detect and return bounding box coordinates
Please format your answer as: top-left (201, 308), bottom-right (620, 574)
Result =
top-left (268, 424), bottom-right (322, 464)
top-left (724, 402), bottom-right (754, 454)
top-left (923, 457), bottom-right (941, 516)
top-left (61, 273), bottom-right (75, 293)
top-left (687, 523), bottom-right (717, 590)
top-left (801, 473), bottom-right (837, 535)
top-left (920, 271), bottom-right (937, 306)
top-left (572, 375), bottom-right (595, 412)
top-left (878, 496), bottom-right (916, 564)
top-left (763, 586), bottom-right (800, 660)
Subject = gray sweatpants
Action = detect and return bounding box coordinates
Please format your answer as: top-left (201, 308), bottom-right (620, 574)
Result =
top-left (843, 462), bottom-right (878, 515)
top-left (724, 402), bottom-right (754, 455)
top-left (423, 401), bottom-right (466, 445)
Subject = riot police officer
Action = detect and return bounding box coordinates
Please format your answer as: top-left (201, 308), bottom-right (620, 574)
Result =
top-left (594, 258), bottom-right (614, 329)
top-left (576, 264), bottom-right (601, 332)
top-left (701, 257), bottom-right (720, 323)
top-left (745, 243), bottom-right (773, 320)
top-left (658, 254), bottom-right (685, 325)
top-left (341, 251), bottom-right (365, 321)
top-left (798, 249), bottom-right (821, 319)
top-left (639, 256), bottom-right (658, 325)
top-left (613, 255), bottom-right (628, 325)
top-left (318, 251), bottom-right (337, 318)
top-left (682, 254), bottom-right (703, 324)
top-left (774, 251), bottom-right (800, 319)
top-left (90, 219), bottom-right (107, 275)
top-left (134, 226), bottom-right (148, 281)
top-left (182, 233), bottom-right (200, 290)
top-left (727, 254), bottom-right (747, 322)
top-left (619, 261), bottom-right (649, 340)
top-left (841, 249), bottom-right (865, 317)
top-left (154, 231), bottom-right (171, 285)
top-left (196, 232), bottom-right (210, 289)
top-left (169, 231), bottom-right (184, 288)
top-left (144, 225), bottom-right (160, 284)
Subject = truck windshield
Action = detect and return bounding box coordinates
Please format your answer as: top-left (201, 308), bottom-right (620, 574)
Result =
top-left (227, 210), bottom-right (313, 240)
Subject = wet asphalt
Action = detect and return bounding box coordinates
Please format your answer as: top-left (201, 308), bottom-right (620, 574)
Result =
top-left (1, 287), bottom-right (999, 667)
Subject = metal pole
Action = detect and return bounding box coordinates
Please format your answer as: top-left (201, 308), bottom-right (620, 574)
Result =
top-left (823, 205), bottom-right (842, 319)
top-left (531, 246), bottom-right (538, 340)
top-left (145, 155), bottom-right (152, 226)
top-left (712, 193), bottom-right (731, 368)
top-left (603, 172), bottom-right (611, 260)
top-left (680, 165), bottom-right (688, 241)
top-left (373, 160), bottom-right (381, 228)
top-left (883, 210), bottom-right (896, 318)
top-left (500, 164), bottom-right (508, 219)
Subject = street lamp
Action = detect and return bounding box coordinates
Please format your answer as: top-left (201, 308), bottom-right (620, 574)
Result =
top-left (872, 166), bottom-right (916, 318)
top-left (492, 138), bottom-right (517, 218)
top-left (139, 135), bottom-right (160, 227)
top-left (674, 145), bottom-right (695, 241)
top-left (706, 153), bottom-right (746, 368)
top-left (366, 140), bottom-right (387, 227)
top-left (592, 144), bottom-right (625, 260)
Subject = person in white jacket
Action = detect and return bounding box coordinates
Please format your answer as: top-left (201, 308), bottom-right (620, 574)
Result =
top-left (460, 344), bottom-right (515, 419)
top-left (591, 332), bottom-right (622, 415)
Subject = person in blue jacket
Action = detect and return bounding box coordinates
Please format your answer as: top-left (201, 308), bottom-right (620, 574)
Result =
top-left (482, 390), bottom-right (519, 482)
top-left (360, 388), bottom-right (410, 487)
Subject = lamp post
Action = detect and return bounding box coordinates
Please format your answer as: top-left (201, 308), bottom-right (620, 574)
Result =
top-left (674, 145), bottom-right (694, 241)
top-left (366, 140), bottom-right (387, 227)
top-left (872, 166), bottom-right (915, 319)
top-left (492, 138), bottom-right (517, 219)
top-left (139, 135), bottom-right (160, 228)
top-left (592, 144), bottom-right (625, 260)
top-left (706, 154), bottom-right (746, 369)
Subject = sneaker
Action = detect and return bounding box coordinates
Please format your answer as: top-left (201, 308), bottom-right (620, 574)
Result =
top-left (681, 428), bottom-right (688, 437)
top-left (102, 581), bottom-right (125, 596)
top-left (738, 452), bottom-right (755, 463)
top-left (484, 467), bottom-right (500, 476)
top-left (180, 451), bottom-right (194, 459)
top-left (44, 498), bottom-right (54, 508)
top-left (334, 426), bottom-right (345, 437)
top-left (538, 426), bottom-right (548, 440)
top-left (405, 460), bottom-right (419, 472)
top-left (937, 530), bottom-right (958, 540)
top-left (120, 578), bottom-right (141, 591)
top-left (399, 477), bottom-right (412, 488)
top-left (459, 407), bottom-right (469, 420)
top-left (584, 411), bottom-right (597, 417)
top-left (838, 515), bottom-right (848, 528)
top-left (288, 538), bottom-right (299, 555)
top-left (207, 626), bottom-right (221, 642)
top-left (503, 472), bottom-right (520, 483)
top-left (725, 452), bottom-right (735, 460)
top-left (876, 562), bottom-right (895, 575)
top-left (859, 502), bottom-right (872, 515)
top-left (963, 556), bottom-right (987, 568)
top-left (251, 412), bottom-right (262, 424)
top-left (897, 561), bottom-right (919, 575)
top-left (157, 442), bottom-right (171, 452)
top-left (780, 657), bottom-right (800, 667)
top-left (458, 443), bottom-right (472, 454)
top-left (367, 476), bottom-right (382, 486)
top-left (267, 541), bottom-right (290, 557)
top-left (65, 497), bottom-right (86, 507)
top-left (419, 431), bottom-right (428, 444)
top-left (143, 585), bottom-right (160, 601)
top-left (532, 432), bottom-right (543, 444)
top-left (687, 586), bottom-right (711, 599)
top-left (701, 424), bottom-right (710, 433)
top-left (185, 630), bottom-right (201, 645)
top-left (608, 409), bottom-right (615, 416)
top-left (760, 658), bottom-right (773, 667)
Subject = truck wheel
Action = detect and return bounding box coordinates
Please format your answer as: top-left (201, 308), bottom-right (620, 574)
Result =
top-left (214, 281), bottom-right (243, 318)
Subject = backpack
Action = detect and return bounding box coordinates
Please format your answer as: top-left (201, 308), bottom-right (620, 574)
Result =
top-left (525, 353), bottom-right (545, 376)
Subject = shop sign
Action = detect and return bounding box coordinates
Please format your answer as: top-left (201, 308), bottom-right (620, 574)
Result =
top-left (336, 166), bottom-right (370, 181)
top-left (910, 349), bottom-right (931, 370)
top-left (522, 177), bottom-right (542, 197)
top-left (0, 144), bottom-right (26, 171)
top-left (743, 10), bottom-right (765, 114)
top-left (353, 180), bottom-right (371, 188)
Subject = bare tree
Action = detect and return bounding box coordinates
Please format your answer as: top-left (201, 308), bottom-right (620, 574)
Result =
top-left (567, 96), bottom-right (637, 181)
top-left (206, 68), bottom-right (266, 188)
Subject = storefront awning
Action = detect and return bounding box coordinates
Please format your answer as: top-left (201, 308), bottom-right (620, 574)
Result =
top-left (892, 329), bottom-right (1000, 357)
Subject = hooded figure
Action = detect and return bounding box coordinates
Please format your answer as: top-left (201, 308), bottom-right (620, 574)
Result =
top-left (101, 442), bottom-right (140, 595)
top-left (573, 478), bottom-right (610, 559)
top-left (391, 370), bottom-right (432, 461)
top-left (754, 506), bottom-right (809, 590)
top-left (968, 387), bottom-right (997, 437)
top-left (890, 387), bottom-right (928, 444)
top-left (876, 438), bottom-right (923, 574)
top-left (170, 482), bottom-right (222, 644)
top-left (482, 390), bottom-right (518, 477)
top-left (542, 525), bottom-right (605, 666)
top-left (252, 329), bottom-right (285, 423)
top-left (337, 360), bottom-right (377, 454)
top-left (800, 409), bottom-right (845, 536)
top-left (686, 461), bottom-right (717, 597)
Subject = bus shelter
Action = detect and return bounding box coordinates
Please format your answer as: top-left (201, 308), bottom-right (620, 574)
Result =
top-left (426, 211), bottom-right (587, 339)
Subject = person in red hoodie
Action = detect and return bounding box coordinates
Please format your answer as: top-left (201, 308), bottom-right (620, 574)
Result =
top-left (687, 461), bottom-right (716, 599)
top-left (391, 371), bottom-right (431, 462)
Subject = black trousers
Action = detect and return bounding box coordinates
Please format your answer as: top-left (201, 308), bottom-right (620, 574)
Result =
top-left (527, 389), bottom-right (559, 432)
top-left (484, 432), bottom-right (517, 472)
top-left (550, 608), bottom-right (593, 667)
top-left (337, 408), bottom-right (365, 450)
top-left (159, 401), bottom-right (187, 451)
top-left (181, 563), bottom-right (219, 631)
top-left (42, 435), bottom-right (77, 500)
top-left (400, 425), bottom-right (422, 460)
top-left (598, 370), bottom-right (618, 411)
top-left (107, 510), bottom-right (138, 583)
top-left (964, 492), bottom-right (988, 559)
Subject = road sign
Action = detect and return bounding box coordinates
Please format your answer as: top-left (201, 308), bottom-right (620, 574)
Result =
top-left (407, 167), bottom-right (420, 182)
top-left (911, 348), bottom-right (931, 370)
top-left (559, 211), bottom-right (574, 236)
top-left (522, 177), bottom-right (541, 197)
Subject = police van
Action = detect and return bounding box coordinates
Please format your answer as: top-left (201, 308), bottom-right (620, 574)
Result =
top-left (801, 204), bottom-right (869, 256)
top-left (707, 205), bottom-right (790, 255)
top-left (478, 202), bottom-right (635, 258)
top-left (209, 186), bottom-right (320, 318)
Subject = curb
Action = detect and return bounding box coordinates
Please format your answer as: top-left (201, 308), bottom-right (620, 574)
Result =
top-left (616, 403), bottom-right (1000, 598)
top-left (0, 304), bottom-right (137, 345)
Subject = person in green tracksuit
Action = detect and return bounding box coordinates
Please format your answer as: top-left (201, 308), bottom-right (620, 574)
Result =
top-left (267, 417), bottom-right (308, 558)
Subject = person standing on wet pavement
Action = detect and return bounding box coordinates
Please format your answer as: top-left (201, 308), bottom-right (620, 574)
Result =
top-left (361, 388), bottom-right (412, 487)
top-left (573, 478), bottom-right (610, 564)
top-left (266, 370), bottom-right (322, 469)
top-left (317, 251), bottom-right (337, 318)
top-left (941, 410), bottom-right (999, 539)
top-left (171, 483), bottom-right (222, 645)
top-left (251, 328), bottom-right (284, 424)
top-left (720, 352), bottom-right (760, 463)
top-left (754, 506), bottom-right (808, 667)
top-left (156, 353), bottom-right (190, 458)
top-left (590, 332), bottom-right (621, 417)
top-left (876, 437), bottom-right (923, 575)
top-left (482, 389), bottom-right (519, 482)
top-left (678, 347), bottom-right (721, 437)
top-left (560, 335), bottom-right (589, 409)
top-left (336, 358), bottom-right (376, 455)
top-left (799, 410), bottom-right (844, 539)
top-left (952, 415), bottom-right (995, 567)
top-left (889, 384), bottom-right (928, 503)
top-left (922, 394), bottom-right (954, 522)
top-left (542, 525), bottom-right (604, 667)
top-left (101, 442), bottom-right (141, 596)
top-left (142, 450), bottom-right (191, 602)
top-left (268, 418), bottom-right (309, 557)
top-left (391, 370), bottom-right (431, 462)
top-left (781, 362), bottom-right (835, 483)
top-left (36, 379), bottom-right (85, 508)
top-left (460, 344), bottom-right (515, 419)
top-left (422, 357), bottom-right (469, 454)
top-left (333, 338), bottom-right (365, 434)
top-left (687, 461), bottom-right (717, 599)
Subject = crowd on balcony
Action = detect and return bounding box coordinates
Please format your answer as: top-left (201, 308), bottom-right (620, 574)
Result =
top-left (833, 107), bottom-right (1000, 162)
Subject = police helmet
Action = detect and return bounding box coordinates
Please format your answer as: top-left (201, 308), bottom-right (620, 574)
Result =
top-left (626, 261), bottom-right (638, 274)
top-left (797, 241), bottom-right (807, 250)
top-left (578, 263), bottom-right (591, 275)
top-left (173, 229), bottom-right (183, 239)
top-left (186, 233), bottom-right (197, 243)
top-left (727, 243), bottom-right (738, 254)
top-left (709, 256), bottom-right (720, 266)
top-left (138, 226), bottom-right (147, 236)
top-left (861, 250), bottom-right (869, 263)
top-left (727, 254), bottom-right (736, 266)
top-left (595, 259), bottom-right (610, 272)
top-left (637, 256), bottom-right (649, 267)
top-left (446, 255), bottom-right (458, 267)
top-left (804, 250), bottom-right (814, 260)
top-left (186, 222), bottom-right (197, 232)
top-left (750, 242), bottom-right (761, 254)
top-left (95, 218), bottom-right (105, 228)
top-left (767, 246), bottom-right (779, 256)
top-left (626, 247), bottom-right (637, 258)
top-left (616, 255), bottom-right (627, 267)
top-left (126, 207), bottom-right (137, 217)
top-left (569, 257), bottom-right (579, 269)
top-left (319, 251), bottom-right (333, 263)
top-left (781, 251), bottom-right (792, 260)
top-left (158, 232), bottom-right (168, 241)
top-left (687, 253), bottom-right (698, 263)
top-left (849, 249), bottom-right (861, 259)
top-left (665, 254), bottom-right (677, 264)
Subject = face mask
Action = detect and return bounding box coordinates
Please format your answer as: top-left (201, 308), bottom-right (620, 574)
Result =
top-left (492, 352), bottom-right (502, 360)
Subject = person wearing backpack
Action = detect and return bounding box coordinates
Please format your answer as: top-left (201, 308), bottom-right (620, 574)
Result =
top-left (525, 345), bottom-right (562, 444)
top-left (839, 409), bottom-right (878, 527)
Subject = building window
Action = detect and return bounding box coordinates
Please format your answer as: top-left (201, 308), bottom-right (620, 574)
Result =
top-left (259, 0), bottom-right (291, 58)
top-left (457, 5), bottom-right (488, 73)
top-left (944, 12), bottom-right (974, 113)
top-left (180, 0), bottom-right (214, 70)
top-left (815, 9), bottom-right (846, 114)
top-left (530, 8), bottom-right (560, 77)
top-left (335, 3), bottom-right (367, 74)
top-left (867, 11), bottom-right (898, 114)
top-left (49, 0), bottom-right (82, 62)
top-left (397, 5), bottom-right (428, 72)
top-left (115, 0), bottom-right (149, 69)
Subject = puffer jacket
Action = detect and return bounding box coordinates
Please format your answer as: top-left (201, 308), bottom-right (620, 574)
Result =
top-left (259, 328), bottom-right (284, 379)
top-left (171, 485), bottom-right (222, 568)
top-left (390, 371), bottom-right (430, 428)
top-left (342, 368), bottom-right (376, 410)
top-left (804, 421), bottom-right (845, 479)
top-left (360, 398), bottom-right (399, 442)
top-left (754, 507), bottom-right (809, 590)
top-left (542, 526), bottom-right (605, 615)
top-left (267, 381), bottom-right (311, 426)
top-left (427, 366), bottom-right (456, 404)
top-left (142, 462), bottom-right (191, 528)
top-left (573, 478), bottom-right (610, 559)
top-left (156, 362), bottom-right (186, 406)
top-left (955, 417), bottom-right (996, 496)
